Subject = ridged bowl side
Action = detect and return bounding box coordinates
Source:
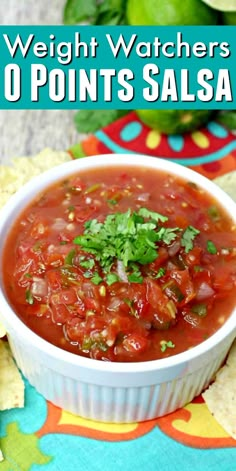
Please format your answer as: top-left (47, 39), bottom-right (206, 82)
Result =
top-left (8, 336), bottom-right (231, 423)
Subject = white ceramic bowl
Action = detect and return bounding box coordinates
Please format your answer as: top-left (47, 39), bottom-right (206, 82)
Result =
top-left (0, 154), bottom-right (236, 423)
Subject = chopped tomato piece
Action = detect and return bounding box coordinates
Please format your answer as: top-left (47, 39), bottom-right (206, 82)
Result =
top-left (46, 270), bottom-right (63, 291)
top-left (170, 269), bottom-right (196, 304)
top-left (123, 334), bottom-right (148, 353)
top-left (51, 304), bottom-right (73, 325)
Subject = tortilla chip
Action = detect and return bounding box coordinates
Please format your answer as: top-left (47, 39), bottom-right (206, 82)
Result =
top-left (0, 340), bottom-right (24, 410)
top-left (0, 322), bottom-right (6, 338)
top-left (214, 170), bottom-right (236, 202)
top-left (0, 148), bottom-right (71, 209)
top-left (203, 339), bottom-right (236, 439)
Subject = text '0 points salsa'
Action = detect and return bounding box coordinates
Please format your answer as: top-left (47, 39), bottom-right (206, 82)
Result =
top-left (3, 166), bottom-right (236, 362)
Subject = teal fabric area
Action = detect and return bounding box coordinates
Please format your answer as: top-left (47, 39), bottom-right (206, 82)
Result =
top-left (1, 377), bottom-right (236, 471)
top-left (37, 429), bottom-right (236, 471)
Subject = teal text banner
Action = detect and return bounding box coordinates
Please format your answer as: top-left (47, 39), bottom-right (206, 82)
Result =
top-left (0, 25), bottom-right (235, 109)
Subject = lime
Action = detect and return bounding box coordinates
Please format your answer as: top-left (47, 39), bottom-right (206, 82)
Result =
top-left (127, 0), bottom-right (219, 26)
top-left (222, 11), bottom-right (236, 23)
top-left (136, 109), bottom-right (213, 134)
top-left (201, 0), bottom-right (236, 11)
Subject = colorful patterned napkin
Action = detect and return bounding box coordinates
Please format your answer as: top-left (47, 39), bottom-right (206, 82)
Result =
top-left (1, 112), bottom-right (236, 471)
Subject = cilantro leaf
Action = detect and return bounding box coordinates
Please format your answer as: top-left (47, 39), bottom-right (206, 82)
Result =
top-left (160, 340), bottom-right (175, 353)
top-left (74, 110), bottom-right (129, 134)
top-left (63, 0), bottom-right (97, 25)
top-left (138, 207), bottom-right (168, 223)
top-left (161, 227), bottom-right (180, 245)
top-left (127, 273), bottom-right (143, 283)
top-left (181, 226), bottom-right (200, 253)
top-left (26, 289), bottom-right (34, 305)
top-left (207, 240), bottom-right (217, 254)
top-left (91, 272), bottom-right (103, 285)
top-left (106, 273), bottom-right (119, 285)
top-left (65, 249), bottom-right (76, 265)
top-left (155, 268), bottom-right (166, 279)
top-left (79, 258), bottom-right (95, 270)
top-left (73, 208), bottom-right (201, 284)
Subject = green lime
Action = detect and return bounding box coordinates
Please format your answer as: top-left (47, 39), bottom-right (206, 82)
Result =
top-left (201, 0), bottom-right (236, 11)
top-left (136, 109), bottom-right (213, 134)
top-left (222, 11), bottom-right (236, 23)
top-left (127, 0), bottom-right (219, 25)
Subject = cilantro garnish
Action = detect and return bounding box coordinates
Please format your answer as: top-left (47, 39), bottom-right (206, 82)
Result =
top-left (25, 288), bottom-right (34, 305)
top-left (138, 207), bottom-right (168, 223)
top-left (91, 272), bottom-right (103, 285)
top-left (208, 205), bottom-right (220, 222)
top-left (155, 268), bottom-right (166, 279)
top-left (107, 199), bottom-right (118, 206)
top-left (128, 272), bottom-right (143, 283)
top-left (181, 226), bottom-right (200, 253)
top-left (79, 258), bottom-right (95, 270)
top-left (74, 208), bottom-right (171, 272)
top-left (65, 249), bottom-right (76, 265)
top-left (160, 340), bottom-right (175, 353)
top-left (207, 240), bottom-right (217, 254)
top-left (106, 273), bottom-right (119, 286)
top-left (124, 298), bottom-right (138, 317)
top-left (73, 208), bottom-right (201, 284)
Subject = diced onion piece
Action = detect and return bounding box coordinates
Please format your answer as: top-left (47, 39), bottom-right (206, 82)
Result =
top-left (168, 240), bottom-right (181, 257)
top-left (136, 193), bottom-right (150, 202)
top-left (51, 218), bottom-right (67, 231)
top-left (117, 260), bottom-right (128, 282)
top-left (196, 282), bottom-right (215, 301)
top-left (107, 297), bottom-right (123, 311)
top-left (81, 282), bottom-right (96, 298)
top-left (31, 277), bottom-right (48, 297)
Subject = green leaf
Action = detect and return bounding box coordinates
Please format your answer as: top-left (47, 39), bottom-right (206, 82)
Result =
top-left (73, 208), bottom-right (198, 284)
top-left (208, 205), bottom-right (220, 222)
top-left (95, 0), bottom-right (127, 25)
top-left (79, 258), bottom-right (95, 269)
top-left (160, 340), bottom-right (175, 353)
top-left (154, 267), bottom-right (166, 279)
top-left (106, 273), bottom-right (119, 285)
top-left (91, 272), bottom-right (103, 285)
top-left (63, 0), bottom-right (97, 25)
top-left (65, 248), bottom-right (76, 265)
top-left (138, 207), bottom-right (168, 223)
top-left (26, 288), bottom-right (34, 305)
top-left (74, 109), bottom-right (130, 133)
top-left (161, 227), bottom-right (180, 245)
top-left (127, 273), bottom-right (143, 283)
top-left (181, 226), bottom-right (200, 253)
top-left (218, 111), bottom-right (236, 131)
top-left (107, 199), bottom-right (119, 206)
top-left (207, 240), bottom-right (217, 254)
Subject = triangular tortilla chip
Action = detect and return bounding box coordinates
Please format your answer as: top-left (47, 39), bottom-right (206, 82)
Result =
top-left (0, 340), bottom-right (24, 410)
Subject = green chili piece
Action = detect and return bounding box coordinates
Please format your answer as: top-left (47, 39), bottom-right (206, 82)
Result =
top-left (191, 303), bottom-right (207, 317)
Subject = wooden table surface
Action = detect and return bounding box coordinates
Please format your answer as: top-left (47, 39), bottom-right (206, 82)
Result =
top-left (0, 0), bottom-right (81, 163)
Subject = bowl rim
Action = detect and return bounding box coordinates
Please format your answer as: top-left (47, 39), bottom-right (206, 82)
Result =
top-left (0, 153), bottom-right (236, 374)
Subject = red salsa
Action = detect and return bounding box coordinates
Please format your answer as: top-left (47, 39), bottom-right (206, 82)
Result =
top-left (3, 166), bottom-right (236, 362)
